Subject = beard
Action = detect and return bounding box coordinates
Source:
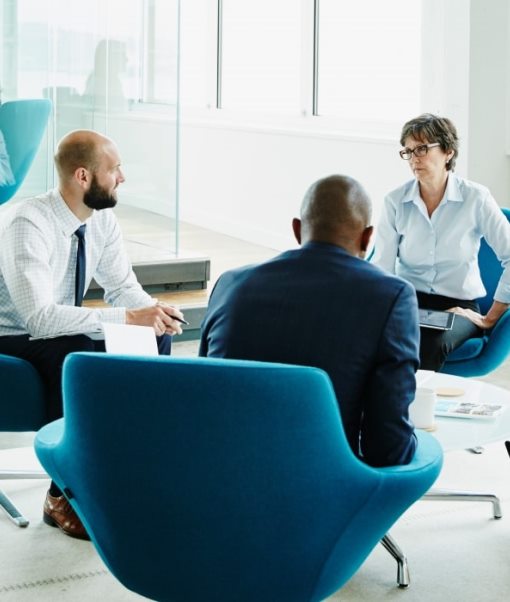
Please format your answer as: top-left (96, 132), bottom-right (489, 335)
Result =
top-left (83, 175), bottom-right (118, 210)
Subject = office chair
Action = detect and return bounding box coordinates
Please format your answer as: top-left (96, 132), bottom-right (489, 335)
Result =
top-left (0, 98), bottom-right (52, 205)
top-left (35, 353), bottom-right (443, 601)
top-left (0, 354), bottom-right (48, 527)
top-left (441, 207), bottom-right (510, 377)
top-left (0, 99), bottom-right (52, 524)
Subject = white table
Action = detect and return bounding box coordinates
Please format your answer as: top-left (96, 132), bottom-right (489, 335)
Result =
top-left (387, 370), bottom-right (510, 588)
top-left (416, 370), bottom-right (510, 452)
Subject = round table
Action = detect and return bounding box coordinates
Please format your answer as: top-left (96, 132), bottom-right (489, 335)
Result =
top-left (416, 370), bottom-right (510, 452)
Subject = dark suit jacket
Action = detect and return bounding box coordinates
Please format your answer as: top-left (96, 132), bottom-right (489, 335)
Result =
top-left (199, 241), bottom-right (419, 467)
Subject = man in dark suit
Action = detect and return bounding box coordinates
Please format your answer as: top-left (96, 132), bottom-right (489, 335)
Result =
top-left (199, 174), bottom-right (419, 467)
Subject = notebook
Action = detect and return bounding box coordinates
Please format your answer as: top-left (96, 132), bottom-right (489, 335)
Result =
top-left (102, 323), bottom-right (158, 356)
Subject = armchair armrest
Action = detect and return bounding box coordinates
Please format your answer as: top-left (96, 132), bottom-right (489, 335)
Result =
top-left (377, 431), bottom-right (443, 476)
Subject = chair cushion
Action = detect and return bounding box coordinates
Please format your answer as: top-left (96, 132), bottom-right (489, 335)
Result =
top-left (446, 337), bottom-right (487, 362)
top-left (0, 354), bottom-right (46, 430)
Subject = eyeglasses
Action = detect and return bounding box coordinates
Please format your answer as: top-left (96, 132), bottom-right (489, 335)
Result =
top-left (399, 142), bottom-right (440, 160)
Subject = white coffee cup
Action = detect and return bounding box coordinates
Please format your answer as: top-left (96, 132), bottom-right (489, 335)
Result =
top-left (409, 387), bottom-right (436, 430)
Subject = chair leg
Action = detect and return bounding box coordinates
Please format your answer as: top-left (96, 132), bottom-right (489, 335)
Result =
top-left (467, 446), bottom-right (484, 454)
top-left (380, 533), bottom-right (410, 588)
top-left (0, 489), bottom-right (29, 527)
top-left (424, 488), bottom-right (502, 519)
top-left (0, 446), bottom-right (49, 528)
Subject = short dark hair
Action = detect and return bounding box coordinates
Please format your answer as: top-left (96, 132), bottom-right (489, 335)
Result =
top-left (400, 113), bottom-right (459, 171)
top-left (301, 175), bottom-right (371, 239)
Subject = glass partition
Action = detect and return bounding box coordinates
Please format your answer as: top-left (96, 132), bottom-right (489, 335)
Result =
top-left (0, 0), bottom-right (180, 258)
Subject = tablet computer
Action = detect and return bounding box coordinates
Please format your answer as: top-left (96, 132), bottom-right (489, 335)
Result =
top-left (419, 309), bottom-right (455, 330)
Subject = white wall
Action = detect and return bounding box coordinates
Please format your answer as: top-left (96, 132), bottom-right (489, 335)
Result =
top-left (180, 120), bottom-right (410, 250)
top-left (468, 0), bottom-right (510, 204)
top-left (178, 0), bottom-right (510, 251)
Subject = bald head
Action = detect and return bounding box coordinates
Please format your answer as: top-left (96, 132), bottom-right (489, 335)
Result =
top-left (296, 175), bottom-right (372, 253)
top-left (54, 130), bottom-right (115, 183)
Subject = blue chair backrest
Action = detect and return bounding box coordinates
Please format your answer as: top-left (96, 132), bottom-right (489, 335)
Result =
top-left (477, 208), bottom-right (510, 314)
top-left (0, 99), bottom-right (52, 205)
top-left (45, 352), bottom-right (437, 602)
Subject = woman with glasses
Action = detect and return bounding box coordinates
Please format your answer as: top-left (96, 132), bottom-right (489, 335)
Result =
top-left (373, 113), bottom-right (510, 371)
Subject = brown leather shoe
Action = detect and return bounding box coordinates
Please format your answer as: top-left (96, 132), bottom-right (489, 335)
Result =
top-left (43, 491), bottom-right (90, 540)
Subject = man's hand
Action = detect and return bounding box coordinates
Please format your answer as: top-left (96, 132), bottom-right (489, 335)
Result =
top-left (126, 303), bottom-right (186, 336)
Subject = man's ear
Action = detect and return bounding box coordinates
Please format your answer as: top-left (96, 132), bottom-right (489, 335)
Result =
top-left (360, 225), bottom-right (373, 256)
top-left (292, 218), bottom-right (302, 244)
top-left (74, 167), bottom-right (91, 190)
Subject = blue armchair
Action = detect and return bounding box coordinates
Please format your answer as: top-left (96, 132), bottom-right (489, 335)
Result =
top-left (0, 98), bottom-right (52, 205)
top-left (441, 207), bottom-right (510, 376)
top-left (0, 354), bottom-right (48, 527)
top-left (35, 353), bottom-right (442, 601)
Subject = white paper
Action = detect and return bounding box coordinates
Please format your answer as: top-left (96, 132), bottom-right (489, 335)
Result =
top-left (102, 322), bottom-right (158, 356)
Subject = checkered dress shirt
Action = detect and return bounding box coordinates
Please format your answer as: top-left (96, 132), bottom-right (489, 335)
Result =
top-left (0, 189), bottom-right (154, 338)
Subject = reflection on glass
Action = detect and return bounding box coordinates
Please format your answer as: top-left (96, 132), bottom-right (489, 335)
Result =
top-left (83, 39), bottom-right (129, 112)
top-left (1, 0), bottom-right (180, 259)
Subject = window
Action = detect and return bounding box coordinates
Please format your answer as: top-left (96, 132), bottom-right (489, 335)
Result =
top-left (317, 0), bottom-right (421, 122)
top-left (179, 0), bottom-right (212, 108)
top-left (143, 0), bottom-right (180, 104)
top-left (221, 0), bottom-right (302, 114)
top-left (1, 0), bottom-right (180, 248)
top-left (13, 0), bottom-right (142, 105)
top-left (179, 0), bottom-right (422, 129)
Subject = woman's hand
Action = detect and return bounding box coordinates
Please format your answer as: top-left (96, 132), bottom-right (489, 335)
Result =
top-left (448, 300), bottom-right (509, 330)
top-left (447, 307), bottom-right (489, 329)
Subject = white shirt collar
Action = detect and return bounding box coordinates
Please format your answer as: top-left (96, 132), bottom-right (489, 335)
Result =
top-left (402, 173), bottom-right (464, 206)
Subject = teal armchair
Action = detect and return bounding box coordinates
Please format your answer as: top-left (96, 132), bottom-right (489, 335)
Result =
top-left (0, 354), bottom-right (48, 527)
top-left (441, 208), bottom-right (510, 376)
top-left (0, 98), bottom-right (52, 205)
top-left (35, 353), bottom-right (442, 601)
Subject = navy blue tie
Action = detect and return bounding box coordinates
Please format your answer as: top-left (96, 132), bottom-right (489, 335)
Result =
top-left (74, 225), bottom-right (87, 307)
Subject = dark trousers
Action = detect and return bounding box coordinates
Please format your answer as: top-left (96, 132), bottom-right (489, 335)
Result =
top-left (0, 332), bottom-right (171, 422)
top-left (417, 292), bottom-right (482, 371)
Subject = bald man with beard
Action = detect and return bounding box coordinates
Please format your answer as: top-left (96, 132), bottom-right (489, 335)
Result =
top-left (0, 130), bottom-right (185, 539)
top-left (200, 174), bottom-right (419, 467)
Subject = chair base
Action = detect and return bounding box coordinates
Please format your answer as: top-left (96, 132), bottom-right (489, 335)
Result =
top-left (380, 533), bottom-right (410, 588)
top-left (0, 489), bottom-right (29, 527)
top-left (379, 485), bottom-right (502, 590)
top-left (424, 488), bottom-right (502, 519)
top-left (0, 462), bottom-right (48, 528)
top-left (0, 469), bottom-right (48, 479)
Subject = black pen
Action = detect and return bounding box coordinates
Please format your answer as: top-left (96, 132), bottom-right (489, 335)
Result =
top-left (172, 315), bottom-right (190, 325)
top-left (156, 301), bottom-right (189, 325)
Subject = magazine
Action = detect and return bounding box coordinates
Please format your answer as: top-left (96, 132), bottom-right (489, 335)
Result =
top-left (435, 399), bottom-right (505, 420)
